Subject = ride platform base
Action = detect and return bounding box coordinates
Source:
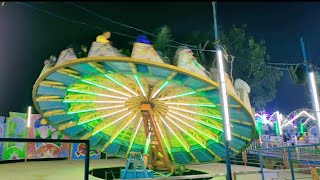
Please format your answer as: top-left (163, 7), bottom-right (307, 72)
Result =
top-left (120, 169), bottom-right (154, 179)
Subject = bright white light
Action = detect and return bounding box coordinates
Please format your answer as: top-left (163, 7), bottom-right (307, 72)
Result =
top-left (165, 116), bottom-right (206, 148)
top-left (276, 111), bottom-right (283, 135)
top-left (167, 113), bottom-right (220, 141)
top-left (167, 110), bottom-right (223, 131)
top-left (152, 81), bottom-right (169, 99)
top-left (67, 105), bottom-right (125, 114)
top-left (217, 49), bottom-right (231, 141)
top-left (104, 74), bottom-right (138, 96)
top-left (93, 111), bottom-right (131, 135)
top-left (78, 108), bottom-right (128, 125)
top-left (165, 102), bottom-right (216, 107)
top-left (168, 106), bottom-right (221, 120)
top-left (134, 75), bottom-right (146, 97)
top-left (309, 72), bottom-right (320, 136)
top-left (158, 91), bottom-right (196, 101)
top-left (67, 89), bottom-right (128, 100)
top-left (160, 117), bottom-right (189, 151)
top-left (254, 113), bottom-right (273, 126)
top-left (63, 100), bottom-right (125, 104)
top-left (109, 115), bottom-right (137, 143)
top-left (27, 106), bottom-right (32, 128)
top-left (302, 118), bottom-right (311, 126)
top-left (283, 110), bottom-right (315, 127)
top-left (81, 79), bottom-right (132, 98)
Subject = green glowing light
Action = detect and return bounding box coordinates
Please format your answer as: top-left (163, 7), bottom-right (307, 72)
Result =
top-left (166, 116), bottom-right (206, 148)
top-left (134, 75), bottom-right (146, 97)
top-left (144, 138), bottom-right (151, 154)
top-left (274, 122), bottom-right (279, 136)
top-left (168, 110), bottom-right (223, 132)
top-left (299, 123), bottom-right (304, 134)
top-left (67, 105), bottom-right (125, 115)
top-left (160, 117), bottom-right (189, 152)
top-left (159, 91), bottom-right (196, 101)
top-left (167, 113), bottom-right (220, 142)
top-left (154, 118), bottom-right (172, 155)
top-left (168, 106), bottom-right (222, 120)
top-left (165, 102), bottom-right (216, 107)
top-left (63, 100), bottom-right (125, 104)
top-left (152, 81), bottom-right (169, 98)
top-left (78, 108), bottom-right (128, 125)
top-left (81, 79), bottom-right (131, 97)
top-left (67, 89), bottom-right (127, 100)
top-left (109, 115), bottom-right (137, 143)
top-left (104, 74), bottom-right (138, 96)
top-left (92, 111), bottom-right (131, 135)
top-left (128, 117), bottom-right (143, 150)
top-left (256, 122), bottom-right (262, 137)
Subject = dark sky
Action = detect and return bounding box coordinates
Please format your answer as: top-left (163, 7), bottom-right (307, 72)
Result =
top-left (0, 2), bottom-right (319, 116)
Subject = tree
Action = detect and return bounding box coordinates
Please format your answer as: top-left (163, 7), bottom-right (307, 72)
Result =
top-left (218, 25), bottom-right (283, 110)
top-left (153, 25), bottom-right (175, 64)
top-left (152, 24), bottom-right (283, 110)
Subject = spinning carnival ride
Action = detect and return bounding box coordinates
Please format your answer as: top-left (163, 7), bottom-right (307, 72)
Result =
top-left (32, 33), bottom-right (255, 173)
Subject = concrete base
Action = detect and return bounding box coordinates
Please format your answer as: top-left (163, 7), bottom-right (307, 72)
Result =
top-left (0, 159), bottom-right (313, 180)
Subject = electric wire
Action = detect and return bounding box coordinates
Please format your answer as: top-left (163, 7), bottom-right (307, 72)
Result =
top-left (16, 2), bottom-right (302, 72)
top-left (17, 2), bottom-right (197, 49)
top-left (66, 2), bottom-right (197, 48)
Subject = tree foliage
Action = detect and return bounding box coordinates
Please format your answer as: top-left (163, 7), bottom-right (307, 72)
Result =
top-left (153, 25), bottom-right (175, 64)
top-left (152, 24), bottom-right (283, 110)
top-left (218, 25), bottom-right (283, 110)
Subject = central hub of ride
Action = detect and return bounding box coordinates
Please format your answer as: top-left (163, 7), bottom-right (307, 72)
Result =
top-left (140, 101), bottom-right (155, 109)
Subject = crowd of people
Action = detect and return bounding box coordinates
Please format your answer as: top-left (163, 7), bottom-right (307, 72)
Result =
top-left (283, 132), bottom-right (312, 144)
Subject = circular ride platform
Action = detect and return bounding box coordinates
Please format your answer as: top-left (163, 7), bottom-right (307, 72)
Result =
top-left (33, 56), bottom-right (255, 164)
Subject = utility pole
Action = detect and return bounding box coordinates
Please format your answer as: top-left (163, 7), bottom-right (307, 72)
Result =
top-left (212, 2), bottom-right (232, 179)
top-left (300, 37), bottom-right (320, 141)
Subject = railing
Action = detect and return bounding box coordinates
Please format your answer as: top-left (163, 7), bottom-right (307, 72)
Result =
top-left (114, 173), bottom-right (226, 179)
top-left (0, 138), bottom-right (90, 180)
top-left (258, 143), bottom-right (320, 180)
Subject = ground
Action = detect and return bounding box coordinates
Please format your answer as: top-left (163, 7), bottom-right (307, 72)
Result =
top-left (0, 159), bottom-right (314, 179)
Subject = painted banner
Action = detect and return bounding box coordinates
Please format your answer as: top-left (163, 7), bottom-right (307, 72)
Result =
top-left (2, 112), bottom-right (27, 160)
top-left (27, 114), bottom-right (69, 159)
top-left (70, 143), bottom-right (101, 160)
top-left (0, 116), bottom-right (5, 160)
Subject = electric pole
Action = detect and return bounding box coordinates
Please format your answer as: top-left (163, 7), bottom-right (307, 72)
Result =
top-left (212, 2), bottom-right (232, 179)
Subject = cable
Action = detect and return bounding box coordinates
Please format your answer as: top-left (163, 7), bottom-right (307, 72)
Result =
top-left (233, 57), bottom-right (289, 71)
top-left (267, 62), bottom-right (304, 66)
top-left (17, 2), bottom-right (197, 49)
top-left (14, 2), bottom-right (299, 72)
top-left (16, 2), bottom-right (104, 31)
top-left (164, 45), bottom-right (216, 52)
top-left (16, 2), bottom-right (216, 54)
top-left (65, 2), bottom-right (197, 48)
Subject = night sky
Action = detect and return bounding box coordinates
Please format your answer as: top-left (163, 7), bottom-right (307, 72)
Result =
top-left (1, 2), bottom-right (319, 116)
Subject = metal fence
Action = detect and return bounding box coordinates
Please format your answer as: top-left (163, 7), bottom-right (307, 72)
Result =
top-left (257, 143), bottom-right (320, 180)
top-left (229, 142), bottom-right (320, 179)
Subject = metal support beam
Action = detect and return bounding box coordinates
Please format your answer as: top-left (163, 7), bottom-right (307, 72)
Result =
top-left (300, 37), bottom-right (320, 140)
top-left (212, 2), bottom-right (232, 179)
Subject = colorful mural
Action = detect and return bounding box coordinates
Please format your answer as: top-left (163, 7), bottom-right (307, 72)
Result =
top-left (0, 112), bottom-right (102, 161)
top-left (2, 112), bottom-right (27, 160)
top-left (27, 114), bottom-right (69, 159)
top-left (0, 116), bottom-right (5, 160)
top-left (70, 143), bottom-right (101, 160)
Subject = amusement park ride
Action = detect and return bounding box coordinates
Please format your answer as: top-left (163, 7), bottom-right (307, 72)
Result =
top-left (255, 109), bottom-right (320, 143)
top-left (32, 32), bottom-right (255, 178)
